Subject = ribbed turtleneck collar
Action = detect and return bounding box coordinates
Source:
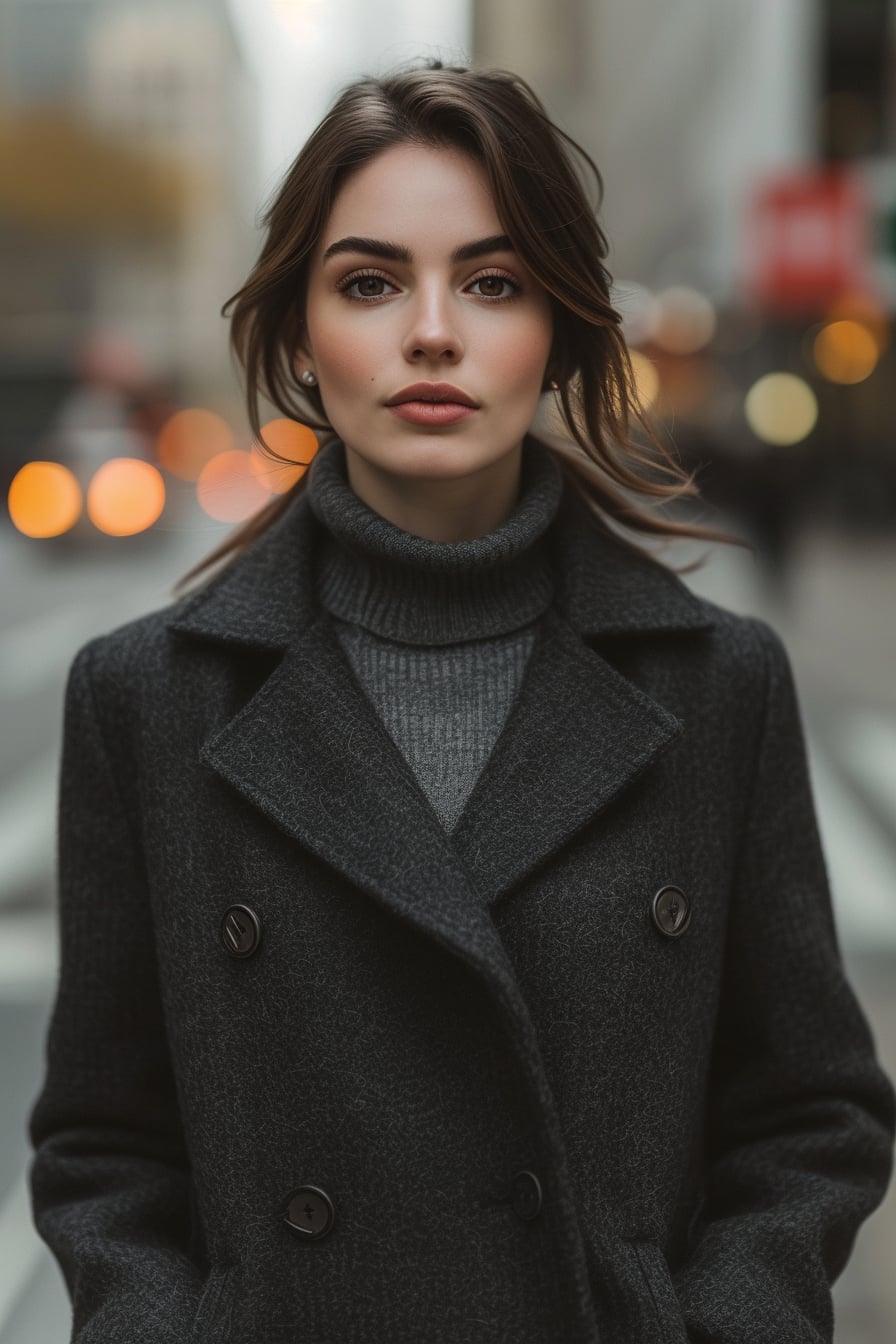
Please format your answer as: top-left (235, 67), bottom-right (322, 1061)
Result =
top-left (305, 435), bottom-right (564, 645)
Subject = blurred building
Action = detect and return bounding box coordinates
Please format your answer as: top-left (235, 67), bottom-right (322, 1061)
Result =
top-left (0, 0), bottom-right (259, 486)
top-left (473, 0), bottom-right (818, 299)
top-left (81, 5), bottom-right (257, 392)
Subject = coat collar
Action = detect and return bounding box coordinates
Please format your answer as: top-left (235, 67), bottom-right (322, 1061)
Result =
top-left (166, 470), bottom-right (714, 996)
top-left (168, 474), bottom-right (715, 650)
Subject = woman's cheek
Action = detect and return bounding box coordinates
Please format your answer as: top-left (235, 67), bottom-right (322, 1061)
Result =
top-left (315, 324), bottom-right (381, 392)
top-left (493, 301), bottom-right (552, 371)
top-left (494, 329), bottom-right (552, 394)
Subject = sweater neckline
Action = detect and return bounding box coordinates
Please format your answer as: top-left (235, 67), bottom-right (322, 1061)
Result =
top-left (305, 436), bottom-right (564, 646)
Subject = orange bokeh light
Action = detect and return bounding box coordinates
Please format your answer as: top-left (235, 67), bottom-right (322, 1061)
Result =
top-left (157, 408), bottom-right (234, 481)
top-left (7, 461), bottom-right (82, 537)
top-left (197, 450), bottom-right (272, 522)
top-left (825, 291), bottom-right (890, 356)
top-left (813, 320), bottom-right (879, 384)
top-left (87, 458), bottom-right (166, 536)
top-left (252, 419), bottom-right (319, 495)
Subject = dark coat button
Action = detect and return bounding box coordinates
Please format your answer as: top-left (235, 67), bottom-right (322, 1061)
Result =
top-left (511, 1169), bottom-right (543, 1220)
top-left (651, 885), bottom-right (691, 938)
top-left (282, 1185), bottom-right (336, 1240)
top-left (220, 905), bottom-right (262, 958)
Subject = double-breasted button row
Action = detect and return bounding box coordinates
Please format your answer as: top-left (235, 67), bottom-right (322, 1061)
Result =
top-left (222, 892), bottom-right (693, 960)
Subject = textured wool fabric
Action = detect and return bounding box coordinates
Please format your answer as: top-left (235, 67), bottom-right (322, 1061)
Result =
top-left (305, 436), bottom-right (563, 833)
top-left (27, 442), bottom-right (896, 1344)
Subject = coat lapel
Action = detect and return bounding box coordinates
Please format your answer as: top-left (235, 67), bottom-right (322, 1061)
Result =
top-left (168, 486), bottom-right (519, 986)
top-left (447, 485), bottom-right (717, 903)
top-left (167, 464), bottom-right (715, 973)
top-left (196, 610), bottom-right (516, 979)
top-left (447, 603), bottom-right (686, 904)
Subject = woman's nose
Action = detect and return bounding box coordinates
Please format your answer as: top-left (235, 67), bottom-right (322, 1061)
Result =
top-left (401, 286), bottom-right (464, 363)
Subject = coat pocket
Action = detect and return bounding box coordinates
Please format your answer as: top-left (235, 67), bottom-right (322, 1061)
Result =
top-left (627, 1239), bottom-right (689, 1344)
top-left (191, 1264), bottom-right (236, 1341)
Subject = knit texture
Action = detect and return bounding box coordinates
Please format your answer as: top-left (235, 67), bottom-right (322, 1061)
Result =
top-left (305, 436), bottom-right (564, 833)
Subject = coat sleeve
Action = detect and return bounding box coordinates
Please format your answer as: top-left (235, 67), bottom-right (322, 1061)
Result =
top-left (27, 639), bottom-right (205, 1342)
top-left (673, 617), bottom-right (896, 1344)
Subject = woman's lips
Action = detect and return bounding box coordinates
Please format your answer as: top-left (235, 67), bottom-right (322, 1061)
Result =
top-left (387, 401), bottom-right (477, 426)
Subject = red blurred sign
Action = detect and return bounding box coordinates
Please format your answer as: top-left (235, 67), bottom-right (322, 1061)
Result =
top-left (745, 169), bottom-right (874, 313)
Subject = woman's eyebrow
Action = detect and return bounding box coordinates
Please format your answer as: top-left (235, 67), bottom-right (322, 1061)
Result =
top-left (321, 234), bottom-right (516, 264)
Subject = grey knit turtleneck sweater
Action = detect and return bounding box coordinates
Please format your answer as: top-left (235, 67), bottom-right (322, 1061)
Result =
top-left (305, 435), bottom-right (565, 834)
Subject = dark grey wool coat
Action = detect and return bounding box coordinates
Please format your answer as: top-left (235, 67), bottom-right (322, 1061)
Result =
top-left (28, 475), bottom-right (896, 1344)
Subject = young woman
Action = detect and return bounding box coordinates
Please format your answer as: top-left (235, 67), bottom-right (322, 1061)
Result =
top-left (28, 61), bottom-right (895, 1344)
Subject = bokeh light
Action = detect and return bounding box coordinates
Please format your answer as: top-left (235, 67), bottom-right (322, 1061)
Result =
top-left (196, 449), bottom-right (272, 522)
top-left (813, 320), bottom-right (879, 384)
top-left (7, 461), bottom-right (83, 538)
top-left (652, 286), bottom-right (717, 354)
top-left (629, 350), bottom-right (661, 409)
top-left (825, 291), bottom-right (890, 355)
top-left (87, 458), bottom-right (166, 535)
top-left (252, 419), bottom-right (319, 495)
top-left (157, 408), bottom-right (234, 481)
top-left (744, 373), bottom-right (818, 446)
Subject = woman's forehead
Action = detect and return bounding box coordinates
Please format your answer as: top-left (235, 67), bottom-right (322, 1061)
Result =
top-left (317, 143), bottom-right (504, 259)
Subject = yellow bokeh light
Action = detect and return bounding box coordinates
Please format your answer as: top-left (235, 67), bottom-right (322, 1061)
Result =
top-left (157, 408), bottom-right (234, 481)
top-left (812, 320), bottom-right (879, 384)
top-left (87, 458), bottom-right (166, 535)
top-left (252, 419), bottom-right (319, 495)
top-left (197, 450), bottom-right (273, 522)
top-left (7, 461), bottom-right (82, 538)
top-left (629, 350), bottom-right (661, 409)
top-left (744, 373), bottom-right (818, 446)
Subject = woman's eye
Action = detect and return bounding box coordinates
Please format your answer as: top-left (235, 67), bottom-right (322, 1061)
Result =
top-left (469, 273), bottom-right (520, 300)
top-left (340, 273), bottom-right (396, 300)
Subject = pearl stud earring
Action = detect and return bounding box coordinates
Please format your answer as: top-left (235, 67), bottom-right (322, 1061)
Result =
top-left (300, 369), bottom-right (318, 387)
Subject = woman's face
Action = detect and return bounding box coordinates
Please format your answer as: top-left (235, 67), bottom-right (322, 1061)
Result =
top-left (297, 141), bottom-right (554, 530)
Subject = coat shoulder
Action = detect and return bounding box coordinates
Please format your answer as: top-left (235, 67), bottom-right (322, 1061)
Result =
top-left (685, 591), bottom-right (787, 666)
top-left (65, 593), bottom-right (201, 707)
top-left (654, 584), bottom-right (794, 715)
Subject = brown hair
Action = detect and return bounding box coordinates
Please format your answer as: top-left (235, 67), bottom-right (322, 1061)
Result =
top-left (174, 59), bottom-right (746, 594)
